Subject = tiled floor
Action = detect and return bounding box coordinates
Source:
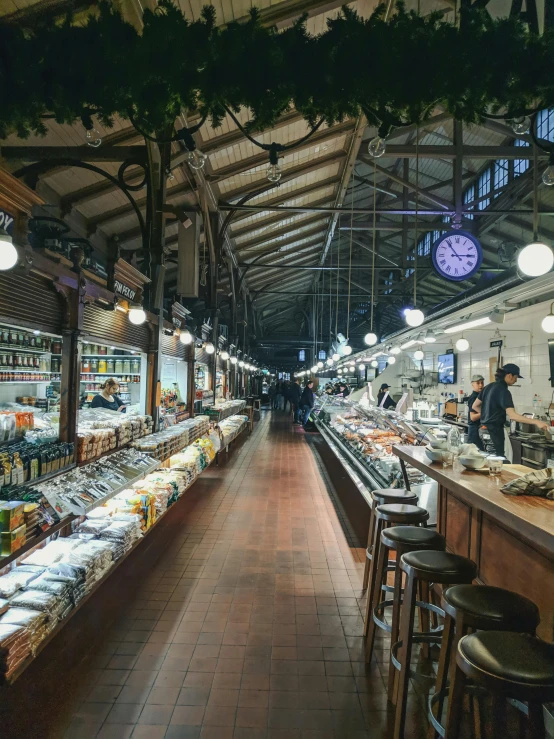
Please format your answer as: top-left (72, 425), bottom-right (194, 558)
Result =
top-left (0, 410), bottom-right (430, 738)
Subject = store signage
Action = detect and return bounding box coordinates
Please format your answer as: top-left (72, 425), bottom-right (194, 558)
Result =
top-left (490, 339), bottom-right (503, 348)
top-left (0, 209), bottom-right (14, 235)
top-left (445, 348), bottom-right (454, 354)
top-left (113, 279), bottom-right (137, 301)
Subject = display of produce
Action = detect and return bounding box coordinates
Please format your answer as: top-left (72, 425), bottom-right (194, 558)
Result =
top-left (76, 409), bottom-right (152, 462)
top-left (315, 396), bottom-right (426, 489)
top-left (132, 415), bottom-right (210, 461)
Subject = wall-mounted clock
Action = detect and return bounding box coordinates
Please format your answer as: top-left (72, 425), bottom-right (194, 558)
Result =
top-left (431, 230), bottom-right (483, 282)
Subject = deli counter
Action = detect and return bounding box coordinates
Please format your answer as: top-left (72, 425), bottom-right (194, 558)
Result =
top-left (314, 396), bottom-right (437, 528)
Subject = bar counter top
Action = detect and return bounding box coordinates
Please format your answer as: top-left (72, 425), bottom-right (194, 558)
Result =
top-left (393, 445), bottom-right (554, 556)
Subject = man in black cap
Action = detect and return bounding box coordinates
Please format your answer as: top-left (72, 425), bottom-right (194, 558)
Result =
top-left (377, 383), bottom-right (396, 410)
top-left (465, 374), bottom-right (485, 449)
top-left (472, 363), bottom-right (548, 457)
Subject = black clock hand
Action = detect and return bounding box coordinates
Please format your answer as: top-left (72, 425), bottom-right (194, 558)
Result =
top-left (446, 243), bottom-right (462, 260)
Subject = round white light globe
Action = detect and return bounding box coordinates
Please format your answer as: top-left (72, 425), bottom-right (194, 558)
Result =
top-left (364, 332), bottom-right (377, 346)
top-left (317, 361), bottom-right (324, 368)
top-left (456, 338), bottom-right (470, 351)
top-left (326, 358), bottom-right (333, 366)
top-left (332, 353), bottom-right (340, 361)
top-left (343, 345), bottom-right (353, 355)
top-left (371, 360), bottom-right (378, 368)
top-left (387, 356), bottom-right (396, 364)
top-left (0, 233), bottom-right (18, 271)
top-left (220, 350), bottom-right (229, 360)
top-left (405, 308), bottom-right (425, 327)
top-left (390, 346), bottom-right (401, 355)
top-left (414, 350), bottom-right (425, 361)
top-left (358, 364), bottom-right (366, 371)
top-left (128, 307), bottom-right (146, 325)
top-left (517, 242), bottom-right (554, 277)
top-left (230, 356), bottom-right (237, 365)
top-left (205, 342), bottom-right (215, 354)
top-left (542, 313), bottom-right (554, 333)
top-left (179, 330), bottom-right (193, 345)
top-left (239, 360), bottom-right (245, 367)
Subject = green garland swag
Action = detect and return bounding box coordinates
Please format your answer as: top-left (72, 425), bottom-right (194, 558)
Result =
top-left (0, 1), bottom-right (552, 141)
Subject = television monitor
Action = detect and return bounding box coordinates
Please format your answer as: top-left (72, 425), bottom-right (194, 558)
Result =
top-left (437, 353), bottom-right (457, 384)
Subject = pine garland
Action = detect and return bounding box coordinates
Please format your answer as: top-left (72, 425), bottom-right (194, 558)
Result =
top-left (0, 1), bottom-right (552, 140)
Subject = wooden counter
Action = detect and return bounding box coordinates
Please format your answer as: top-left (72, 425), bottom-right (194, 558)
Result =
top-left (394, 445), bottom-right (554, 641)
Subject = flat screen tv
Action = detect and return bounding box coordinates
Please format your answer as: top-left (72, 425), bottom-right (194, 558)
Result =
top-left (438, 353), bottom-right (457, 384)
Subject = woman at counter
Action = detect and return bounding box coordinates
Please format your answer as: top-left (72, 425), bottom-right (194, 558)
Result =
top-left (91, 378), bottom-right (127, 412)
top-left (377, 383), bottom-right (396, 410)
top-left (472, 363), bottom-right (547, 457)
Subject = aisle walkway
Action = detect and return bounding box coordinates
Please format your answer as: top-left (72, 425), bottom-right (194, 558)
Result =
top-left (1, 411), bottom-right (428, 738)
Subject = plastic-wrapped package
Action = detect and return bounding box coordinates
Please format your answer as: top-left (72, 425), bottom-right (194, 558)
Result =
top-left (0, 571), bottom-right (40, 599)
top-left (0, 608), bottom-right (49, 654)
top-left (0, 623), bottom-right (31, 681)
top-left (24, 538), bottom-right (81, 567)
top-left (10, 589), bottom-right (60, 613)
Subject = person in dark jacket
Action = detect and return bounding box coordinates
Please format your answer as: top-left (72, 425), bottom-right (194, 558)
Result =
top-left (289, 379), bottom-right (303, 423)
top-left (377, 383), bottom-right (396, 410)
top-left (299, 381), bottom-right (315, 427)
top-left (283, 381), bottom-right (292, 413)
top-left (464, 374), bottom-right (484, 449)
top-left (337, 382), bottom-right (350, 398)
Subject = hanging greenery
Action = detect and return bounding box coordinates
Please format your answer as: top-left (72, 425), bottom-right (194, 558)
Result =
top-left (0, 1), bottom-right (552, 140)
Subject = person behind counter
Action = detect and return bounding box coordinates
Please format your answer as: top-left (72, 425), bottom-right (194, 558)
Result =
top-left (377, 383), bottom-right (396, 410)
top-left (335, 382), bottom-right (350, 398)
top-left (90, 378), bottom-right (127, 412)
top-left (465, 374), bottom-right (485, 449)
top-left (471, 363), bottom-right (548, 457)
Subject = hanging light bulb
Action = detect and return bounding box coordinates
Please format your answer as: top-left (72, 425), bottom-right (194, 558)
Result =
top-left (414, 349), bottom-right (425, 361)
top-left (364, 332), bottom-right (377, 346)
top-left (405, 308), bottom-right (425, 327)
top-left (543, 153), bottom-right (554, 186)
top-left (456, 338), bottom-right (470, 351)
top-left (85, 128), bottom-right (102, 148)
top-left (166, 167), bottom-right (175, 182)
top-left (311, 365), bottom-right (318, 373)
top-left (230, 356), bottom-right (237, 365)
top-left (205, 342), bottom-right (215, 354)
top-left (267, 163), bottom-right (282, 183)
top-left (0, 229), bottom-right (19, 271)
top-left (128, 306), bottom-right (146, 325)
top-left (517, 242), bottom-right (554, 276)
top-left (179, 330), bottom-right (193, 345)
top-left (332, 352), bottom-right (340, 361)
top-left (337, 368), bottom-right (342, 374)
top-left (387, 356), bottom-right (396, 365)
top-left (317, 361), bottom-right (324, 369)
top-left (358, 364), bottom-right (366, 371)
top-left (343, 345), bottom-right (353, 355)
top-left (368, 136), bottom-right (386, 158)
top-left (542, 304), bottom-right (554, 333)
top-left (511, 116), bottom-right (530, 136)
top-left (326, 358), bottom-right (333, 366)
top-left (239, 360), bottom-right (245, 367)
top-left (423, 330), bottom-right (437, 343)
top-left (185, 149), bottom-right (207, 170)
top-left (390, 346), bottom-right (401, 355)
top-left (371, 360), bottom-right (378, 368)
top-left (221, 350), bottom-right (229, 360)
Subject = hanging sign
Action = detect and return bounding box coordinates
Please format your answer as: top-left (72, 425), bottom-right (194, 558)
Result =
top-left (490, 339), bottom-right (503, 348)
top-left (0, 209), bottom-right (14, 235)
top-left (113, 280), bottom-right (137, 301)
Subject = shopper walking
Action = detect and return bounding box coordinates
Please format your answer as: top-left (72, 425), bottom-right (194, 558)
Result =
top-left (268, 381), bottom-right (276, 409)
top-left (299, 380), bottom-right (315, 427)
top-left (289, 378), bottom-right (302, 424)
top-left (283, 381), bottom-right (292, 414)
top-left (472, 364), bottom-right (548, 458)
top-left (274, 381), bottom-right (283, 410)
top-left (464, 374), bottom-right (484, 449)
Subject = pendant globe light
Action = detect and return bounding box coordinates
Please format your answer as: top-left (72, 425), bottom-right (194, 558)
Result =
top-left (364, 166), bottom-right (379, 349)
top-left (405, 128), bottom-right (425, 329)
top-left (128, 305), bottom-right (146, 325)
top-left (0, 230), bottom-right (19, 271)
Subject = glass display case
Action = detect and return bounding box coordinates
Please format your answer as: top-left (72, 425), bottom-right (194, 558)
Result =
top-left (315, 395), bottom-right (427, 491)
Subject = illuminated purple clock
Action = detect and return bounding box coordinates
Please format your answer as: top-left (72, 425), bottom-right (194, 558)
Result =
top-left (431, 230), bottom-right (483, 282)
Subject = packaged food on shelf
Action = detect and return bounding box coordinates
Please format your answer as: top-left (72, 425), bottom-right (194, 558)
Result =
top-left (218, 415), bottom-right (249, 445)
top-left (204, 399), bottom-right (247, 422)
top-left (76, 409), bottom-right (152, 463)
top-left (0, 624), bottom-right (30, 681)
top-left (132, 415), bottom-right (210, 461)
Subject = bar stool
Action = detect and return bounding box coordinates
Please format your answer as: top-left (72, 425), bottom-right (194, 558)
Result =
top-left (365, 525), bottom-right (446, 678)
top-left (362, 488), bottom-right (419, 590)
top-left (393, 550), bottom-right (477, 739)
top-left (428, 585), bottom-right (541, 738)
top-left (445, 632), bottom-right (554, 739)
top-left (363, 503), bottom-right (429, 638)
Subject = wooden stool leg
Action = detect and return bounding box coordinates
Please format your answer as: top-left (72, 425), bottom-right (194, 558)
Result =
top-left (363, 519), bottom-right (383, 638)
top-left (427, 613), bottom-right (454, 739)
top-left (362, 503), bottom-right (375, 590)
top-left (490, 694), bottom-right (506, 736)
top-left (443, 662), bottom-right (466, 739)
top-left (393, 573), bottom-right (417, 739)
top-left (387, 559), bottom-right (404, 702)
top-left (527, 702), bottom-right (546, 739)
top-left (365, 539), bottom-right (388, 663)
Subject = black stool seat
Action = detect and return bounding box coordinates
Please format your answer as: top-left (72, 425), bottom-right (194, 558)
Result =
top-left (401, 550), bottom-right (476, 583)
top-left (382, 526), bottom-right (445, 550)
top-left (459, 632), bottom-right (554, 689)
top-left (375, 503), bottom-right (429, 524)
top-left (444, 585), bottom-right (540, 631)
top-left (373, 488), bottom-right (417, 503)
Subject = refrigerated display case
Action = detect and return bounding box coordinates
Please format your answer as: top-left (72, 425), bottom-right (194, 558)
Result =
top-left (314, 395), bottom-right (428, 496)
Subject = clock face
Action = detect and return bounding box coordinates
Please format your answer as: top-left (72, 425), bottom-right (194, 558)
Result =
top-left (431, 230), bottom-right (483, 282)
